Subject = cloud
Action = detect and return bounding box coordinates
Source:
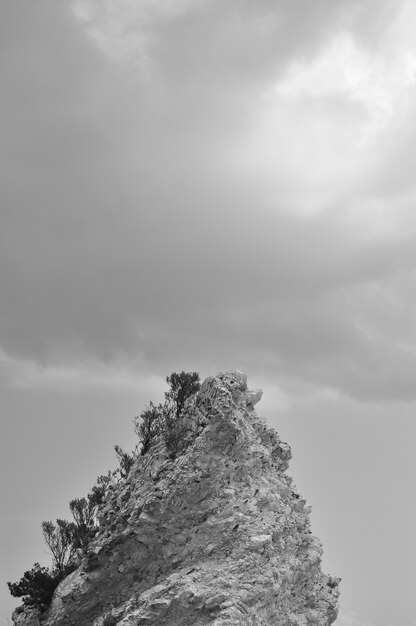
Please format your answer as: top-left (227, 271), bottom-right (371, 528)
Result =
top-left (0, 349), bottom-right (149, 393)
top-left (277, 2), bottom-right (416, 117)
top-left (71, 0), bottom-right (354, 75)
top-left (2, 0), bottom-right (416, 402)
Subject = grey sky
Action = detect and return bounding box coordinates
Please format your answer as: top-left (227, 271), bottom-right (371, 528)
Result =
top-left (1, 2), bottom-right (416, 624)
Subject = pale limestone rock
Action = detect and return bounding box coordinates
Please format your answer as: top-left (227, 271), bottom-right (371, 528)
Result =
top-left (246, 388), bottom-right (263, 407)
top-left (12, 608), bottom-right (41, 626)
top-left (13, 371), bottom-right (340, 626)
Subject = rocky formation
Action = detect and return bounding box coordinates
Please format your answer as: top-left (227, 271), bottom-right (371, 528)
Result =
top-left (13, 371), bottom-right (340, 625)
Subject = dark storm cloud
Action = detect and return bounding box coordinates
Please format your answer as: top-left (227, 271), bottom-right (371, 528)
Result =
top-left (2, 0), bottom-right (416, 402)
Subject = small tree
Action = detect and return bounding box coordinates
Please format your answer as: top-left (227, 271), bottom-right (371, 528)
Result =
top-left (165, 371), bottom-right (201, 420)
top-left (163, 371), bottom-right (200, 458)
top-left (134, 371), bottom-right (201, 458)
top-left (69, 498), bottom-right (96, 547)
top-left (114, 445), bottom-right (134, 479)
top-left (8, 519), bottom-right (79, 612)
top-left (88, 472), bottom-right (113, 508)
top-left (7, 563), bottom-right (62, 611)
top-left (68, 472), bottom-right (115, 551)
top-left (134, 401), bottom-right (165, 455)
top-left (41, 519), bottom-right (78, 575)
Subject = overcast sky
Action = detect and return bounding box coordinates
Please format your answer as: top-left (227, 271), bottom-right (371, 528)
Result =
top-left (1, 2), bottom-right (416, 624)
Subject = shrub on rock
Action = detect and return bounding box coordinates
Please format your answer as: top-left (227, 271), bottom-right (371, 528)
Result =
top-left (134, 371), bottom-right (201, 459)
top-left (7, 563), bottom-right (67, 611)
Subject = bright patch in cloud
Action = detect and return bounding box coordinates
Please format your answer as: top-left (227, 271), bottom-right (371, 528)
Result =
top-left (276, 2), bottom-right (416, 129)
top-left (71, 0), bottom-right (193, 65)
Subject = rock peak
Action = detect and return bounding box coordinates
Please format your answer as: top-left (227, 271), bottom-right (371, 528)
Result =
top-left (13, 371), bottom-right (339, 626)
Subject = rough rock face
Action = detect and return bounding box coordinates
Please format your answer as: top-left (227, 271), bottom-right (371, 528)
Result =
top-left (13, 371), bottom-right (340, 625)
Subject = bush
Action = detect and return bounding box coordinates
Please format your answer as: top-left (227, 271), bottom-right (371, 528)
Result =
top-left (134, 401), bottom-right (165, 455)
top-left (114, 445), bottom-right (135, 479)
top-left (88, 471), bottom-right (115, 510)
top-left (165, 371), bottom-right (200, 420)
top-left (8, 518), bottom-right (79, 612)
top-left (69, 497), bottom-right (97, 548)
top-left (7, 563), bottom-right (67, 611)
top-left (163, 371), bottom-right (201, 458)
top-left (134, 371), bottom-right (201, 458)
top-left (42, 519), bottom-right (78, 575)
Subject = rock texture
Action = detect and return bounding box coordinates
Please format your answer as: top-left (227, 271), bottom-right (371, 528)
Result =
top-left (13, 371), bottom-right (340, 625)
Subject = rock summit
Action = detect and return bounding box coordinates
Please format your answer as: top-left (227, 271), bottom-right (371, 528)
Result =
top-left (13, 371), bottom-right (340, 625)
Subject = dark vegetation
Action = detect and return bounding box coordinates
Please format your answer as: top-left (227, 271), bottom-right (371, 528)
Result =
top-left (7, 563), bottom-right (74, 612)
top-left (7, 371), bottom-right (201, 612)
top-left (135, 371), bottom-right (201, 458)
